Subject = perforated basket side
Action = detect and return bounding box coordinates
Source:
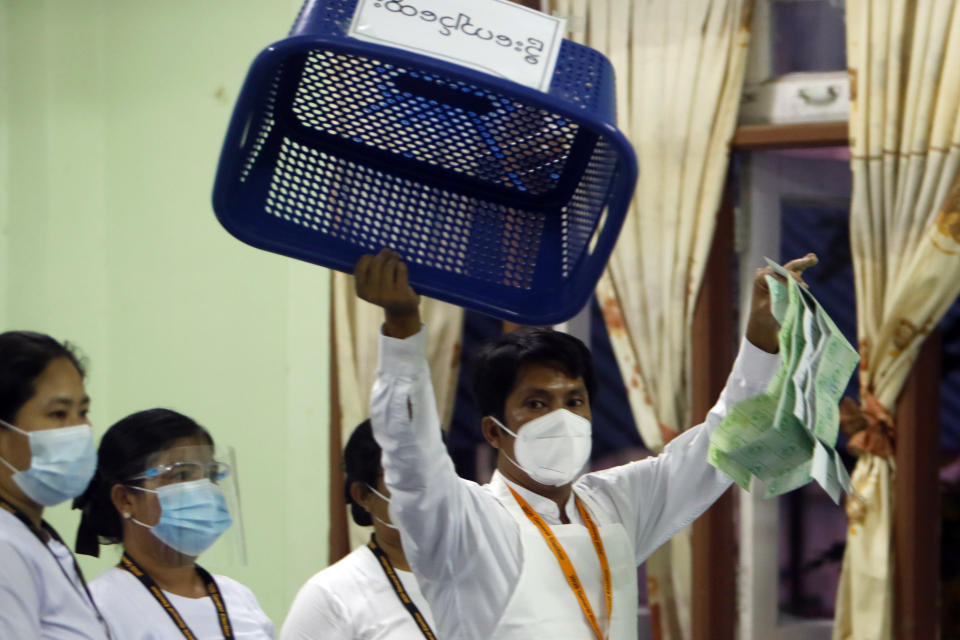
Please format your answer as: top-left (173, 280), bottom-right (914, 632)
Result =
top-left (277, 49), bottom-right (586, 201)
top-left (213, 5), bottom-right (637, 323)
top-left (560, 136), bottom-right (619, 278)
top-left (264, 136), bottom-right (547, 290)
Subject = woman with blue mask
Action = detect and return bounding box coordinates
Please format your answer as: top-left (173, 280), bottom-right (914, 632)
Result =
top-left (280, 419), bottom-right (436, 640)
top-left (0, 330), bottom-right (111, 639)
top-left (73, 408), bottom-right (275, 639)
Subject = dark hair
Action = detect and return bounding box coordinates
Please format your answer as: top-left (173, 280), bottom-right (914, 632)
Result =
top-left (73, 408), bottom-right (213, 557)
top-left (470, 328), bottom-right (596, 422)
top-left (343, 419), bottom-right (381, 527)
top-left (0, 331), bottom-right (87, 424)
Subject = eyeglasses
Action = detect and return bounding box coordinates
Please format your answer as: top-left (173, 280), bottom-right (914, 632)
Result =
top-left (126, 460), bottom-right (231, 485)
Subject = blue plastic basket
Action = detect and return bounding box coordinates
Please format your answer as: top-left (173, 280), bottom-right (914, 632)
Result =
top-left (213, 0), bottom-right (637, 324)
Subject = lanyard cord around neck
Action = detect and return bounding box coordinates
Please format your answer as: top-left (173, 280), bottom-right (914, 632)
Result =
top-left (367, 534), bottom-right (437, 640)
top-left (506, 486), bottom-right (613, 640)
top-left (0, 495), bottom-right (113, 639)
top-left (119, 552), bottom-right (234, 640)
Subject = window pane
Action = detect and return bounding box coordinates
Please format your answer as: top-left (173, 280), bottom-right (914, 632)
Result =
top-left (772, 0), bottom-right (847, 75)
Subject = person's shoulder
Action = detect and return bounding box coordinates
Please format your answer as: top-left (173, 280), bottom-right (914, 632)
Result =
top-left (209, 571), bottom-right (270, 615)
top-left (572, 470), bottom-right (638, 526)
top-left (282, 552), bottom-right (372, 637)
top-left (0, 509), bottom-right (39, 548)
top-left (303, 545), bottom-right (379, 592)
top-left (284, 546), bottom-right (375, 627)
top-left (0, 531), bottom-right (39, 585)
top-left (88, 566), bottom-right (135, 598)
top-left (0, 513), bottom-right (56, 581)
top-left (88, 566), bottom-right (147, 630)
top-left (208, 572), bottom-right (258, 600)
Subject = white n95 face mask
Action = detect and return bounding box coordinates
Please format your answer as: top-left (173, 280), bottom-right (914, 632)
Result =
top-left (492, 409), bottom-right (592, 486)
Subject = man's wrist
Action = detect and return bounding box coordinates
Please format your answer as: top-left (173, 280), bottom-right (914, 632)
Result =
top-left (384, 311), bottom-right (422, 339)
top-left (745, 317), bottom-right (779, 354)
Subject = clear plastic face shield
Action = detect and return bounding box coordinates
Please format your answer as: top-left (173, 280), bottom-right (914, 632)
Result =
top-left (124, 444), bottom-right (246, 564)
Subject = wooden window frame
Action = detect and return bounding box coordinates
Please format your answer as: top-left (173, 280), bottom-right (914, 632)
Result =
top-left (691, 121), bottom-right (940, 640)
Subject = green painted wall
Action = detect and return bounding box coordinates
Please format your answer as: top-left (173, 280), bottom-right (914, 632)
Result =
top-left (0, 0), bottom-right (332, 628)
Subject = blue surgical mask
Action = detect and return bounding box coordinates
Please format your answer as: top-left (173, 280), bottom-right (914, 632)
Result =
top-left (0, 420), bottom-right (96, 506)
top-left (130, 479), bottom-right (233, 557)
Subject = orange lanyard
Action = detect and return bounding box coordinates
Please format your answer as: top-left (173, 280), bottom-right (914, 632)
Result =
top-left (507, 486), bottom-right (613, 640)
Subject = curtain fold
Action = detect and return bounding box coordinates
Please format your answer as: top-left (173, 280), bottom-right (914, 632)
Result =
top-left (548, 2), bottom-right (754, 638)
top-left (330, 271), bottom-right (463, 551)
top-left (834, 2), bottom-right (960, 638)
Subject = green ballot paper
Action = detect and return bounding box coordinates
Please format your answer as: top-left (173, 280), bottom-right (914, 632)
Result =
top-left (708, 259), bottom-right (860, 503)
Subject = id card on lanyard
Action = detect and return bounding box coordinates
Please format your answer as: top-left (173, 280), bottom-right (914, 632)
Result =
top-left (507, 485), bottom-right (613, 640)
top-left (120, 552), bottom-right (233, 640)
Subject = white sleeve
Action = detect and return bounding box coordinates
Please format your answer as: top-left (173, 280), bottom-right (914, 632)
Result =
top-left (370, 326), bottom-right (522, 637)
top-left (578, 338), bottom-right (780, 563)
top-left (0, 540), bottom-right (43, 639)
top-left (279, 581), bottom-right (349, 640)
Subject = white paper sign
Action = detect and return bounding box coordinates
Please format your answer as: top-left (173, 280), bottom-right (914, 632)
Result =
top-left (348, 0), bottom-right (567, 92)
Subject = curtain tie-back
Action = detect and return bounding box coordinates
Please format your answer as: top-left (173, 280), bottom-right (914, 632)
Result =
top-left (840, 391), bottom-right (895, 459)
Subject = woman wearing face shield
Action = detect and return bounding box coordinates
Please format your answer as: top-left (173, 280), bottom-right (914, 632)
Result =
top-left (0, 330), bottom-right (111, 639)
top-left (280, 419), bottom-right (437, 640)
top-left (73, 408), bottom-right (275, 639)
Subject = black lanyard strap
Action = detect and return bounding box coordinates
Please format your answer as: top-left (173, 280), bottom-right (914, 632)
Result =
top-left (0, 495), bottom-right (112, 639)
top-left (367, 534), bottom-right (437, 640)
top-left (119, 552), bottom-right (234, 640)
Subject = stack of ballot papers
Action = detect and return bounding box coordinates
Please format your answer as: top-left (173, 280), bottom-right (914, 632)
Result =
top-left (708, 259), bottom-right (860, 503)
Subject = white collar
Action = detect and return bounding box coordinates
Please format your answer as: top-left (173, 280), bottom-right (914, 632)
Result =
top-left (489, 470), bottom-right (579, 525)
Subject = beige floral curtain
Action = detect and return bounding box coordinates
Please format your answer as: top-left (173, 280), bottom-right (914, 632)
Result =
top-left (834, 2), bottom-right (960, 639)
top-left (331, 272), bottom-right (463, 552)
top-left (545, 1), bottom-right (754, 638)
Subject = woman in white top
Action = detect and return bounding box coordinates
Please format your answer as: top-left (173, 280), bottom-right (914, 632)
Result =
top-left (281, 419), bottom-right (436, 639)
top-left (73, 408), bottom-right (275, 639)
top-left (0, 330), bottom-right (111, 639)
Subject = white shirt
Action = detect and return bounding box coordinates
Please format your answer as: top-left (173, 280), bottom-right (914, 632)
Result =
top-left (370, 327), bottom-right (780, 640)
top-left (280, 544), bottom-right (436, 640)
top-left (0, 507), bottom-right (109, 639)
top-left (489, 478), bottom-right (639, 639)
top-left (89, 566), bottom-right (275, 640)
